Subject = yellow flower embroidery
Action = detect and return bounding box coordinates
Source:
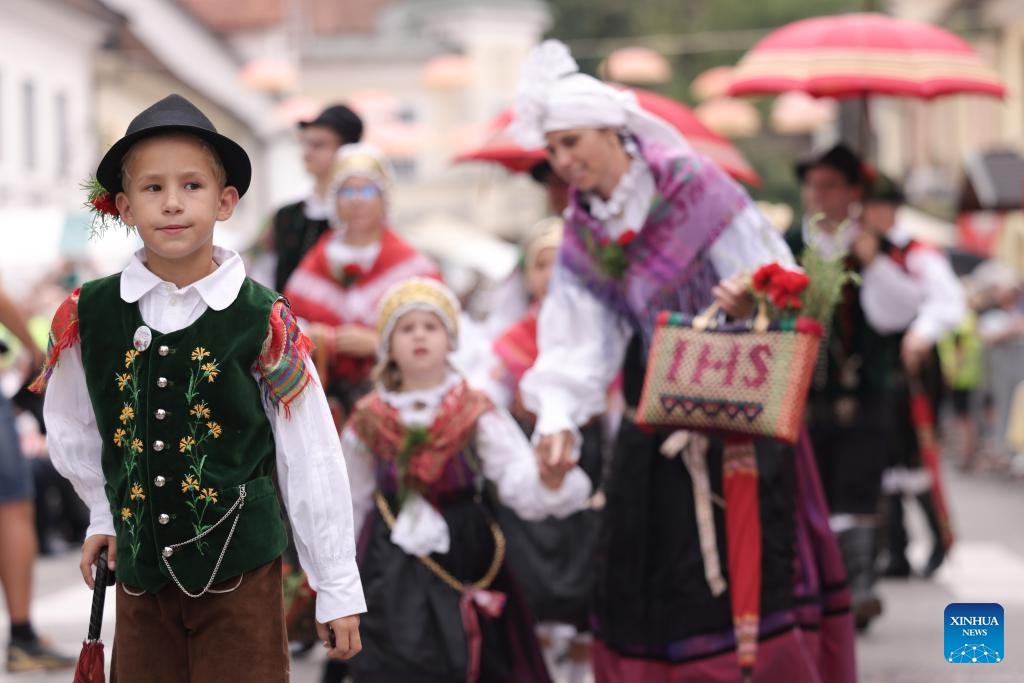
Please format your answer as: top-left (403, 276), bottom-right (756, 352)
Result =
top-left (119, 405), bottom-right (135, 424)
top-left (113, 428), bottom-right (126, 447)
top-left (179, 436), bottom-right (195, 453)
top-left (206, 421), bottom-right (222, 439)
top-left (191, 347), bottom-right (211, 361)
top-left (190, 402), bottom-right (211, 419)
top-left (124, 349), bottom-right (139, 368)
top-left (200, 362), bottom-right (220, 383)
top-left (120, 507), bottom-right (132, 521)
top-left (130, 483), bottom-right (145, 501)
top-left (115, 373), bottom-right (131, 391)
top-left (181, 475), bottom-right (199, 493)
top-left (198, 487), bottom-right (218, 504)
top-left (131, 438), bottom-right (143, 454)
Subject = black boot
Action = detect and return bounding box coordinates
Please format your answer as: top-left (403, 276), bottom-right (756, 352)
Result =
top-left (880, 495), bottom-right (912, 578)
top-left (917, 491), bottom-right (946, 578)
top-left (837, 526), bottom-right (883, 631)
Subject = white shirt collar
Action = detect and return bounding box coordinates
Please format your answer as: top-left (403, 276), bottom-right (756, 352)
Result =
top-left (120, 246), bottom-right (247, 311)
top-left (377, 370), bottom-right (463, 425)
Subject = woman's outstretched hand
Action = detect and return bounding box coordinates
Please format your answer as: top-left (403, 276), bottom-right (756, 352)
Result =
top-left (712, 275), bottom-right (755, 319)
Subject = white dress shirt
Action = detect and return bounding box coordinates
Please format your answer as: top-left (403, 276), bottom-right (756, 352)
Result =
top-left (43, 246), bottom-right (366, 623)
top-left (521, 159), bottom-right (794, 437)
top-left (342, 371), bottom-right (593, 557)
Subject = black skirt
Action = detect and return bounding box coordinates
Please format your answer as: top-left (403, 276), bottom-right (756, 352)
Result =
top-left (351, 495), bottom-right (551, 683)
top-left (593, 335), bottom-right (798, 661)
top-left (492, 420), bottom-right (604, 630)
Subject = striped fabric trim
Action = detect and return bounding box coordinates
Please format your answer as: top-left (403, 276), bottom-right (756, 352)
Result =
top-left (257, 299), bottom-right (315, 417)
top-left (29, 288), bottom-right (82, 393)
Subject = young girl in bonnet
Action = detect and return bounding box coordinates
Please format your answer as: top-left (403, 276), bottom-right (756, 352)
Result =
top-left (342, 277), bottom-right (592, 682)
top-left (513, 41), bottom-right (856, 682)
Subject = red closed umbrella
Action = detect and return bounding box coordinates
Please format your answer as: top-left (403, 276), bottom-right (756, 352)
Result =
top-left (455, 87), bottom-right (762, 186)
top-left (727, 13), bottom-right (1005, 100)
top-left (74, 548), bottom-right (112, 683)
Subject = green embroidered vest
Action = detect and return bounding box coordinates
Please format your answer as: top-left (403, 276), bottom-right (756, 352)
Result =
top-left (77, 275), bottom-right (288, 594)
top-left (785, 227), bottom-right (902, 399)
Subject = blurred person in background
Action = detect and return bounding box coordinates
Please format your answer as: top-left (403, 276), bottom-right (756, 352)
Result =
top-left (515, 40), bottom-right (854, 683)
top-left (0, 282), bottom-right (75, 672)
top-left (938, 307), bottom-right (983, 471)
top-left (786, 144), bottom-right (895, 630)
top-left (268, 104), bottom-right (364, 292)
top-left (284, 143), bottom-right (440, 425)
top-left (853, 174), bottom-right (965, 580)
top-left (976, 263), bottom-right (1024, 473)
top-left (491, 217), bottom-right (605, 683)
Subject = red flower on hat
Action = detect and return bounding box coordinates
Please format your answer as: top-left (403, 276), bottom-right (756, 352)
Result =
top-left (90, 191), bottom-right (119, 217)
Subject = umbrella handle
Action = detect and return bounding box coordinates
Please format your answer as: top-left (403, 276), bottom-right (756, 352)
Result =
top-left (88, 548), bottom-right (112, 642)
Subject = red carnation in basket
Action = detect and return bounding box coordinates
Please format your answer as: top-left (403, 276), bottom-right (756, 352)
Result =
top-left (751, 263), bottom-right (783, 293)
top-left (617, 229), bottom-right (637, 247)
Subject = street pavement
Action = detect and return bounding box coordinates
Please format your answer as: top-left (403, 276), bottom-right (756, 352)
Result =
top-left (3, 457), bottom-right (1023, 682)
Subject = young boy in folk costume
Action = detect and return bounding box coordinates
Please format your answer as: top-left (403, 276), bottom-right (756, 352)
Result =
top-left (491, 218), bottom-right (603, 683)
top-left (33, 94), bottom-right (364, 681)
top-left (284, 142), bottom-right (440, 426)
top-left (343, 278), bottom-right (593, 682)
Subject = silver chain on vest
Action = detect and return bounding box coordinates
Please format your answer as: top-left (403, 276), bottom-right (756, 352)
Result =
top-left (161, 485), bottom-right (246, 598)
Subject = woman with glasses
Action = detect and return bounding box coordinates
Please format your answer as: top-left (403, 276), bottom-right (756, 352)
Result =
top-left (285, 143), bottom-right (441, 426)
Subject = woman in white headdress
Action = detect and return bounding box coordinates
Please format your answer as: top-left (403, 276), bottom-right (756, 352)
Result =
top-left (514, 41), bottom-right (856, 683)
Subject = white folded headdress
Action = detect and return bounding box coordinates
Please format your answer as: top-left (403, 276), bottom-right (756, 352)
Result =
top-left (511, 40), bottom-right (690, 153)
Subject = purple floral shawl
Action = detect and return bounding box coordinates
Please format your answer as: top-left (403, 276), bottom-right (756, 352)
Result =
top-left (560, 139), bottom-right (752, 342)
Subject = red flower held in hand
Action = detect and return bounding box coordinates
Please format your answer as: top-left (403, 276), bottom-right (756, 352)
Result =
top-left (751, 263), bottom-right (783, 293)
top-left (90, 191), bottom-right (119, 217)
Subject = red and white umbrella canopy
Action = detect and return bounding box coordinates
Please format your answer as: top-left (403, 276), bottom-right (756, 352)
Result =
top-left (727, 13), bottom-right (1005, 100)
top-left (455, 87), bottom-right (762, 186)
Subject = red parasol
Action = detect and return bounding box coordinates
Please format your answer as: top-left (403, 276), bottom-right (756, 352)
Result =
top-left (723, 439), bottom-right (762, 682)
top-left (727, 13), bottom-right (1005, 100)
top-left (74, 547), bottom-right (112, 683)
top-left (455, 87), bottom-right (762, 186)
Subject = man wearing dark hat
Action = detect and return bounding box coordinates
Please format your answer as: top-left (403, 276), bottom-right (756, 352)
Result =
top-left (784, 144), bottom-right (939, 631)
top-left (270, 104), bottom-right (364, 292)
top-left (860, 174), bottom-right (965, 581)
top-left (34, 94), bottom-right (364, 680)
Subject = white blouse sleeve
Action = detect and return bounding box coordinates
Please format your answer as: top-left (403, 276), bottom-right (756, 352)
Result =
top-left (267, 358), bottom-right (367, 623)
top-left (519, 265), bottom-right (631, 437)
top-left (709, 203), bottom-right (797, 279)
top-left (905, 248), bottom-right (966, 342)
top-left (339, 425), bottom-right (377, 540)
top-left (476, 408), bottom-right (592, 520)
top-left (42, 344), bottom-right (113, 539)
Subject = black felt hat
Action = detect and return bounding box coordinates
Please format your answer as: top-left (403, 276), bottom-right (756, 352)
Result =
top-left (96, 94), bottom-right (252, 197)
top-left (299, 104), bottom-right (364, 144)
top-left (795, 143), bottom-right (865, 187)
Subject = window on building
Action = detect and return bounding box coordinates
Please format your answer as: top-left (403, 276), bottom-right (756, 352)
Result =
top-left (56, 92), bottom-right (69, 177)
top-left (23, 81), bottom-right (35, 172)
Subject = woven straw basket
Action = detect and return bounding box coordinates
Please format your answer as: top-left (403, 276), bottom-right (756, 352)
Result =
top-left (636, 305), bottom-right (823, 444)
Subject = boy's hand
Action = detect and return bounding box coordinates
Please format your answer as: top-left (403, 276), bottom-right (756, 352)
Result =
top-left (317, 615), bottom-right (362, 661)
top-left (80, 534), bottom-right (116, 589)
